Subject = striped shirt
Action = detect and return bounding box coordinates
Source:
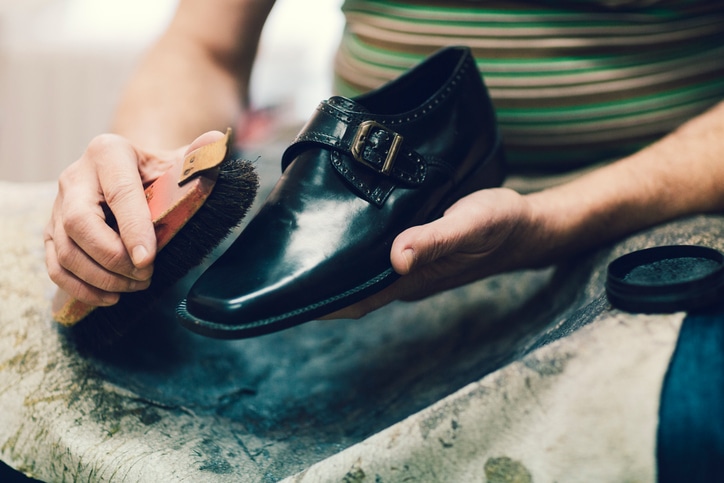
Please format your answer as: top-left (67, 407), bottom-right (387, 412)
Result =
top-left (333, 0), bottom-right (724, 170)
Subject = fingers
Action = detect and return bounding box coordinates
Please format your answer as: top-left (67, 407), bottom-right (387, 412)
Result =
top-left (91, 134), bottom-right (157, 270)
top-left (185, 130), bottom-right (226, 155)
top-left (46, 134), bottom-right (158, 305)
top-left (329, 210), bottom-right (474, 320)
top-left (45, 228), bottom-right (118, 307)
top-left (329, 189), bottom-right (532, 320)
top-left (391, 212), bottom-right (468, 275)
top-left (45, 213), bottom-right (153, 306)
top-left (391, 188), bottom-right (523, 275)
top-left (46, 130), bottom-right (231, 307)
top-left (110, 130), bottom-right (224, 267)
top-left (138, 130), bottom-right (227, 181)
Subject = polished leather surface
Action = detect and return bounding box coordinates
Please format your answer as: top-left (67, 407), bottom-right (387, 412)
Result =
top-left (178, 46), bottom-right (506, 338)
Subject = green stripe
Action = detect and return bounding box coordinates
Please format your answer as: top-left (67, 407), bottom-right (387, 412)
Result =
top-left (342, 30), bottom-right (724, 76)
top-left (340, 30), bottom-right (724, 91)
top-left (499, 80), bottom-right (724, 121)
top-left (343, 0), bottom-right (706, 22)
top-left (501, 99), bottom-right (720, 134)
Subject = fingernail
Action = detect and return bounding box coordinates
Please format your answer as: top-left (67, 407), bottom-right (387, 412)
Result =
top-left (132, 267), bottom-right (153, 281)
top-left (402, 248), bottom-right (415, 271)
top-left (100, 293), bottom-right (120, 306)
top-left (130, 279), bottom-right (151, 291)
top-left (131, 245), bottom-right (149, 267)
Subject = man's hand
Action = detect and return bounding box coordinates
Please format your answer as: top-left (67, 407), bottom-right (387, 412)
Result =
top-left (44, 131), bottom-right (225, 307)
top-left (326, 187), bottom-right (541, 319)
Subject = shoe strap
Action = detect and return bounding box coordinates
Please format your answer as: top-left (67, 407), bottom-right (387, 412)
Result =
top-left (282, 98), bottom-right (427, 206)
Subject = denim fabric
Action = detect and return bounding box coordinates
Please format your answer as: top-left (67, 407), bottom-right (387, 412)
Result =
top-left (0, 461), bottom-right (41, 482)
top-left (657, 302), bottom-right (724, 482)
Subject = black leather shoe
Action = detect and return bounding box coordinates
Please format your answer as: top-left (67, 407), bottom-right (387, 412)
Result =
top-left (177, 46), bottom-right (506, 338)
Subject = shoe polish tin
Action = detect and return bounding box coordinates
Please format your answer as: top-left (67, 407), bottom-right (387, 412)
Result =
top-left (605, 245), bottom-right (724, 313)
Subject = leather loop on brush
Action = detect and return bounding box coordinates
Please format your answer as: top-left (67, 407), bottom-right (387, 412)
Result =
top-left (178, 128), bottom-right (232, 185)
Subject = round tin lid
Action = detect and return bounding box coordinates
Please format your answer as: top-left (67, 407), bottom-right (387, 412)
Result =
top-left (605, 245), bottom-right (724, 313)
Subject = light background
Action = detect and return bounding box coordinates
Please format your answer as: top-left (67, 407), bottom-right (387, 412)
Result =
top-left (0, 0), bottom-right (344, 182)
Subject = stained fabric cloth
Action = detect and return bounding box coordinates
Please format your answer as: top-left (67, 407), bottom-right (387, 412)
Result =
top-left (0, 181), bottom-right (723, 481)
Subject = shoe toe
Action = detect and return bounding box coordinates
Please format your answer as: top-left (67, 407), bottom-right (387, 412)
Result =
top-left (181, 149), bottom-right (399, 337)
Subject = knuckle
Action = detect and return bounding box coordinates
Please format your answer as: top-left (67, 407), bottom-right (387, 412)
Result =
top-left (53, 242), bottom-right (76, 269)
top-left (105, 177), bottom-right (145, 233)
top-left (423, 228), bottom-right (449, 262)
top-left (56, 171), bottom-right (72, 192)
top-left (104, 180), bottom-right (146, 223)
top-left (46, 264), bottom-right (64, 286)
top-left (85, 133), bottom-right (123, 159)
top-left (117, 217), bottom-right (150, 241)
top-left (96, 249), bottom-right (130, 273)
top-left (57, 166), bottom-right (83, 198)
top-left (105, 176), bottom-right (141, 199)
top-left (96, 273), bottom-right (122, 292)
top-left (43, 222), bottom-right (54, 243)
top-left (62, 208), bottom-right (91, 236)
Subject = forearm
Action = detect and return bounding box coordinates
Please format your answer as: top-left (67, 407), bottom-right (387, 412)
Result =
top-left (111, 0), bottom-right (276, 149)
top-left (526, 99), bottom-right (724, 265)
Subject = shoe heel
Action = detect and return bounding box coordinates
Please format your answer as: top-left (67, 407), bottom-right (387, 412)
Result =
top-left (461, 134), bottom-right (506, 194)
top-left (436, 135), bottom-right (506, 216)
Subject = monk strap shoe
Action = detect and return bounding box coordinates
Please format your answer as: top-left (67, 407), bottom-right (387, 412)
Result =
top-left (177, 46), bottom-right (506, 338)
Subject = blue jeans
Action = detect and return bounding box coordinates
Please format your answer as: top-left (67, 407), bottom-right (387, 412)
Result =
top-left (657, 302), bottom-right (724, 482)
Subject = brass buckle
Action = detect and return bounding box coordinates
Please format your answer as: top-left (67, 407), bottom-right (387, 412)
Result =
top-left (350, 120), bottom-right (403, 175)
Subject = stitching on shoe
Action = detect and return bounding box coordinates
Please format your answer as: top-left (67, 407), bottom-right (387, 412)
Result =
top-left (178, 268), bottom-right (397, 333)
top-left (330, 150), bottom-right (384, 204)
top-left (293, 129), bottom-right (425, 185)
top-left (321, 58), bottom-right (470, 128)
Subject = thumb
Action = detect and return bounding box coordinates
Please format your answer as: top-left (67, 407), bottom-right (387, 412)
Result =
top-left (92, 135), bottom-right (158, 270)
top-left (390, 214), bottom-right (466, 275)
top-left (102, 130), bottom-right (226, 270)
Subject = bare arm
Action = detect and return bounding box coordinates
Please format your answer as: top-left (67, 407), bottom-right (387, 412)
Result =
top-left (527, 99), bottom-right (724, 266)
top-left (45, 0), bottom-right (276, 306)
top-left (113, 0), bottom-right (276, 149)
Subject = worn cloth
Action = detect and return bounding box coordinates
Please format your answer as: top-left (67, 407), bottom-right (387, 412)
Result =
top-left (2, 176), bottom-right (724, 481)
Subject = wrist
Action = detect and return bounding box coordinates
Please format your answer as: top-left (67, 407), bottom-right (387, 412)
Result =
top-left (518, 189), bottom-right (573, 269)
top-left (519, 157), bottom-right (658, 266)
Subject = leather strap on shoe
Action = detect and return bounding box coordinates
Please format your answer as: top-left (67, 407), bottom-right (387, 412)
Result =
top-left (282, 97), bottom-right (427, 206)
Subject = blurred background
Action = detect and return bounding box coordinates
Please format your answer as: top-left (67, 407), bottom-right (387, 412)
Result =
top-left (0, 0), bottom-right (344, 182)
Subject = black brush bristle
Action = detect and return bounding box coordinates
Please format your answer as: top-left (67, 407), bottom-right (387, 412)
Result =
top-left (66, 158), bottom-right (259, 350)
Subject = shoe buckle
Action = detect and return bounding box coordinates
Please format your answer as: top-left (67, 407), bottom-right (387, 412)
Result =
top-left (350, 120), bottom-right (403, 175)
